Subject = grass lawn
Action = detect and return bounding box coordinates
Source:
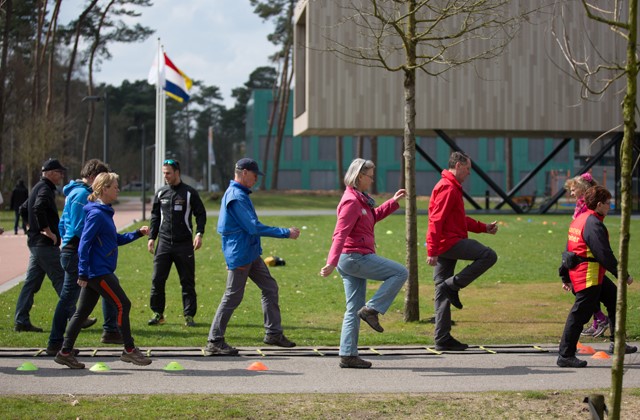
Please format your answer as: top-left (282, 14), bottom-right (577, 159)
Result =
top-left (1, 192), bottom-right (639, 418)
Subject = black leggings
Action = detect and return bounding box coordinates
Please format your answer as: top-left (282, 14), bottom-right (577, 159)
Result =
top-left (62, 273), bottom-right (134, 351)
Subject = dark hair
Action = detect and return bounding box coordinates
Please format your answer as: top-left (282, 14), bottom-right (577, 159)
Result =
top-left (584, 186), bottom-right (612, 210)
top-left (448, 151), bottom-right (469, 169)
top-left (163, 159), bottom-right (180, 172)
top-left (80, 159), bottom-right (110, 179)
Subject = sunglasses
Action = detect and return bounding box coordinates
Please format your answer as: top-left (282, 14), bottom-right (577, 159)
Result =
top-left (163, 159), bottom-right (179, 170)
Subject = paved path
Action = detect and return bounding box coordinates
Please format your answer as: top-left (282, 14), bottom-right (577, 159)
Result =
top-left (1, 343), bottom-right (639, 395)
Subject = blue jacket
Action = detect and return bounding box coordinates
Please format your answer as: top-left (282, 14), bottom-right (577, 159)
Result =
top-left (78, 201), bottom-right (142, 280)
top-left (59, 180), bottom-right (92, 249)
top-left (217, 180), bottom-right (289, 270)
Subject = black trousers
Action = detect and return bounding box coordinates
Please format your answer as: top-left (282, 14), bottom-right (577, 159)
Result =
top-left (63, 273), bottom-right (134, 351)
top-left (558, 277), bottom-right (617, 358)
top-left (150, 240), bottom-right (197, 317)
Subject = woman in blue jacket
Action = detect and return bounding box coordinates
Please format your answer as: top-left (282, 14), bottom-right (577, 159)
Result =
top-left (54, 172), bottom-right (151, 369)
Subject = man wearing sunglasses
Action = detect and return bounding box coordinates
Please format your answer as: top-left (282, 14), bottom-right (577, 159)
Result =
top-left (147, 159), bottom-right (207, 327)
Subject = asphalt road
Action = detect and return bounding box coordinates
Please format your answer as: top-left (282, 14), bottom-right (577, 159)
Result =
top-left (1, 343), bottom-right (639, 395)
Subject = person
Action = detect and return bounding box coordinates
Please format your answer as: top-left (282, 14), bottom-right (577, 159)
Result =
top-left (46, 159), bottom-right (123, 356)
top-left (147, 159), bottom-right (207, 327)
top-left (320, 158), bottom-right (408, 369)
top-left (54, 172), bottom-right (152, 369)
top-left (204, 158), bottom-right (300, 356)
top-left (10, 179), bottom-right (28, 235)
top-left (14, 159), bottom-right (67, 332)
top-left (426, 151), bottom-right (498, 351)
top-left (564, 173), bottom-right (609, 338)
top-left (557, 185), bottom-right (637, 368)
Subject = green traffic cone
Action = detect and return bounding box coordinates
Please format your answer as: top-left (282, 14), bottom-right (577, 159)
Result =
top-left (163, 361), bottom-right (184, 371)
top-left (17, 362), bottom-right (38, 371)
top-left (90, 362), bottom-right (111, 372)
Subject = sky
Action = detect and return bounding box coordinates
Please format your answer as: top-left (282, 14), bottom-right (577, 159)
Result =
top-left (60, 0), bottom-right (280, 108)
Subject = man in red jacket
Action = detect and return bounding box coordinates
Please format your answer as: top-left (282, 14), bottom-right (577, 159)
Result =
top-left (426, 152), bottom-right (498, 351)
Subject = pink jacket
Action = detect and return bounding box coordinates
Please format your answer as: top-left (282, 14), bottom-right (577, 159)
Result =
top-left (326, 186), bottom-right (400, 267)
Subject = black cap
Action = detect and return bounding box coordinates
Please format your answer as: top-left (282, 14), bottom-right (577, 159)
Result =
top-left (235, 158), bottom-right (264, 175)
top-left (42, 158), bottom-right (67, 172)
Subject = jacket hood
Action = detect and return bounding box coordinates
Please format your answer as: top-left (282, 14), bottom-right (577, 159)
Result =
top-left (63, 180), bottom-right (90, 196)
top-left (84, 200), bottom-right (114, 216)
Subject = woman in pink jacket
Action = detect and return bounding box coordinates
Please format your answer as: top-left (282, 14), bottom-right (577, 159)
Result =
top-left (320, 158), bottom-right (408, 369)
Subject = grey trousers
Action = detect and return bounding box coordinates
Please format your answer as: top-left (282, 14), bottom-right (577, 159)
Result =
top-left (433, 238), bottom-right (497, 344)
top-left (208, 256), bottom-right (282, 342)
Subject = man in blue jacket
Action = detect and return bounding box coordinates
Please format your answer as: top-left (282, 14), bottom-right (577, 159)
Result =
top-left (46, 159), bottom-right (122, 356)
top-left (204, 158), bottom-right (300, 356)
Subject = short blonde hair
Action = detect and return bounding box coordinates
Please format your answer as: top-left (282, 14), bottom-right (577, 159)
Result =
top-left (564, 173), bottom-right (597, 197)
top-left (344, 158), bottom-right (375, 188)
top-left (88, 172), bottom-right (119, 202)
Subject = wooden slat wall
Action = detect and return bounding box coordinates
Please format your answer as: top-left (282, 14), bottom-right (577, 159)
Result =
top-left (294, 0), bottom-right (626, 137)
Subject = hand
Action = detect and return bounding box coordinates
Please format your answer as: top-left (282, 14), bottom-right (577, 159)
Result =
top-left (139, 226), bottom-right (149, 236)
top-left (320, 264), bottom-right (335, 277)
top-left (77, 279), bottom-right (88, 288)
top-left (40, 227), bottom-right (56, 242)
top-left (393, 189), bottom-right (407, 202)
top-left (147, 239), bottom-right (155, 254)
top-left (289, 227), bottom-right (300, 239)
top-left (562, 283), bottom-right (572, 292)
top-left (628, 275), bottom-right (634, 285)
top-left (486, 221), bottom-right (498, 234)
top-left (193, 234), bottom-right (203, 251)
top-left (427, 256), bottom-right (438, 266)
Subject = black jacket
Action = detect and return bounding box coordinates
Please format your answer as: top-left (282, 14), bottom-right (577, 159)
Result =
top-left (21, 177), bottom-right (61, 247)
top-left (149, 182), bottom-right (206, 244)
top-left (10, 183), bottom-right (28, 211)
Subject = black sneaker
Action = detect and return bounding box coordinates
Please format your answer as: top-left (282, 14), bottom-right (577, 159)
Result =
top-left (608, 342), bottom-right (638, 355)
top-left (120, 348), bottom-right (152, 366)
top-left (435, 337), bottom-right (469, 351)
top-left (263, 333), bottom-right (296, 348)
top-left (101, 330), bottom-right (124, 344)
top-left (14, 323), bottom-right (43, 333)
top-left (54, 351), bottom-right (85, 369)
top-left (438, 283), bottom-right (463, 309)
top-left (184, 316), bottom-right (196, 327)
top-left (45, 344), bottom-right (80, 357)
top-left (339, 356), bottom-right (372, 369)
top-left (204, 340), bottom-right (240, 356)
top-left (148, 312), bottom-right (165, 325)
top-left (81, 317), bottom-right (97, 329)
top-left (557, 355), bottom-right (587, 368)
top-left (357, 306), bottom-right (384, 332)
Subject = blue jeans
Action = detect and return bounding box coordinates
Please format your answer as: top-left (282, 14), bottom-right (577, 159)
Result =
top-left (48, 251), bottom-right (119, 346)
top-left (336, 253), bottom-right (408, 356)
top-left (15, 246), bottom-right (64, 326)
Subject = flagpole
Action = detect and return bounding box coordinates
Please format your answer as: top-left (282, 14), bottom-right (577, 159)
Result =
top-left (154, 38), bottom-right (164, 191)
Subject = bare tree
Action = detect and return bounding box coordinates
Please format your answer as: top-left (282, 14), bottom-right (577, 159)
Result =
top-left (325, 0), bottom-right (525, 321)
top-left (552, 1), bottom-right (638, 417)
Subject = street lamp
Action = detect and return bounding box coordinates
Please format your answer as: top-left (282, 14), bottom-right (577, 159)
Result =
top-left (128, 124), bottom-right (147, 221)
top-left (82, 90), bottom-right (109, 163)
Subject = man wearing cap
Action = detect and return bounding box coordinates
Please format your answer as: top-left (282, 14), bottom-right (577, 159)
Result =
top-left (14, 158), bottom-right (67, 332)
top-left (204, 158), bottom-right (300, 355)
top-left (147, 159), bottom-right (207, 327)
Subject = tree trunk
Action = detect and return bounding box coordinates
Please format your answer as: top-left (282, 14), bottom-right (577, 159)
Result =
top-left (356, 135), bottom-right (363, 158)
top-left (260, 74), bottom-right (281, 191)
top-left (371, 136), bottom-right (378, 194)
top-left (271, 64), bottom-right (293, 190)
top-left (337, 136), bottom-right (344, 190)
top-left (403, 1), bottom-right (419, 322)
top-left (610, 1), bottom-right (637, 417)
top-left (0, 0), bottom-right (13, 169)
top-left (505, 137), bottom-right (512, 191)
top-left (45, 0), bottom-right (62, 120)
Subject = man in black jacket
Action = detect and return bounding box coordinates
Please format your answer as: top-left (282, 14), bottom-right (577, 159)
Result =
top-left (10, 179), bottom-right (28, 235)
top-left (147, 159), bottom-right (206, 327)
top-left (14, 159), bottom-right (66, 332)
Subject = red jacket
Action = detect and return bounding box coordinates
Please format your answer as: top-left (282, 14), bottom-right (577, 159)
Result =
top-left (567, 209), bottom-right (617, 293)
top-left (326, 186), bottom-right (399, 267)
top-left (426, 170), bottom-right (487, 257)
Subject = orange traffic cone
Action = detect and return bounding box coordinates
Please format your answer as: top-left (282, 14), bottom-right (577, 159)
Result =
top-left (247, 361), bottom-right (269, 371)
top-left (592, 351), bottom-right (610, 359)
top-left (578, 345), bottom-right (596, 355)
top-left (576, 342), bottom-right (584, 349)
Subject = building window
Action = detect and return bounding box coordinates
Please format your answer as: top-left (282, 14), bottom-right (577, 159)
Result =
top-left (318, 137), bottom-right (336, 160)
top-left (528, 139), bottom-right (545, 163)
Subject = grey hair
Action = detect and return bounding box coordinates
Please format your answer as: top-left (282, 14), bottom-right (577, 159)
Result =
top-left (344, 158), bottom-right (375, 188)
